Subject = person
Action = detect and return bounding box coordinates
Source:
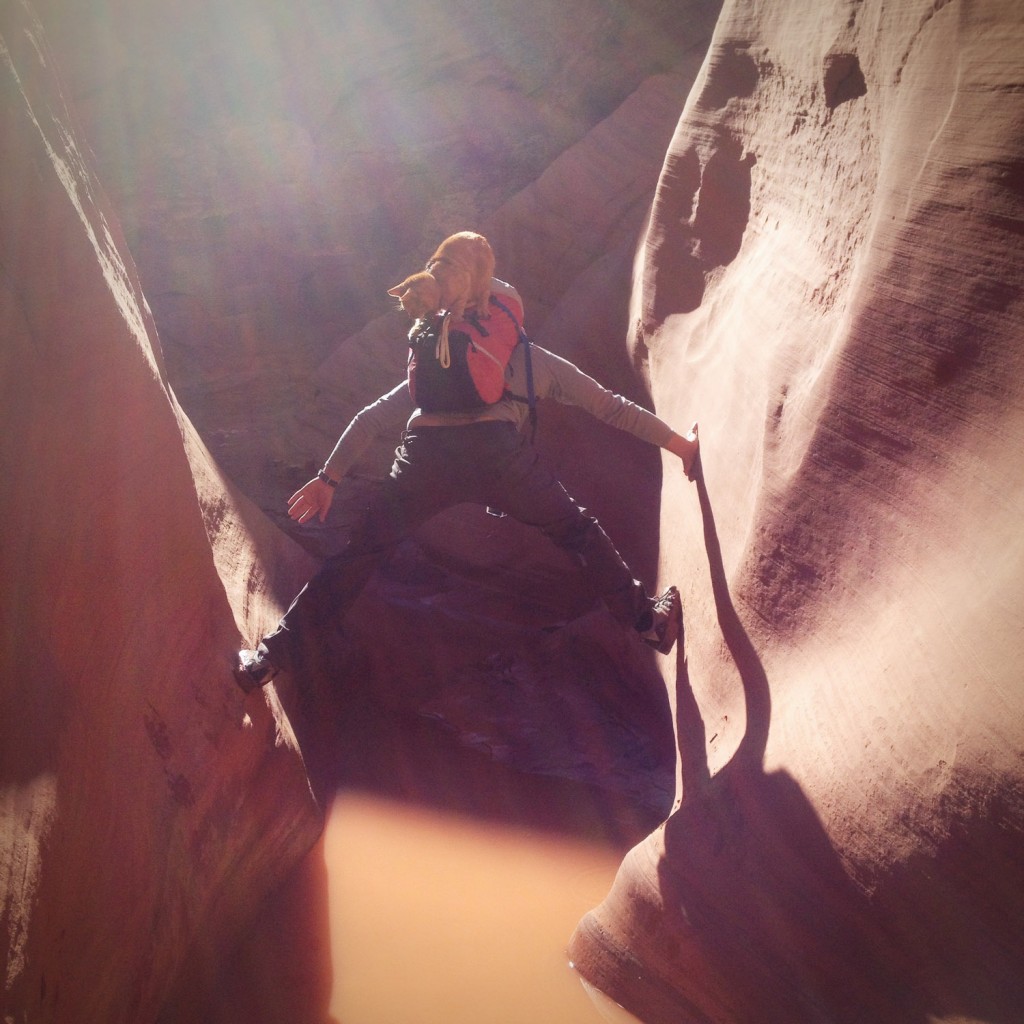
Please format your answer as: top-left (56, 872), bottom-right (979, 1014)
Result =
top-left (235, 281), bottom-right (699, 692)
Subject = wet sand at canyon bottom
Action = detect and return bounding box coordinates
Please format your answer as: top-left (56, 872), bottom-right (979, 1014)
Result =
top-left (179, 706), bottom-right (655, 1024)
top-left (322, 791), bottom-right (641, 1024)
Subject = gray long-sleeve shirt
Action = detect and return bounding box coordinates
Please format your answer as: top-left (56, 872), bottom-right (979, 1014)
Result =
top-left (323, 343), bottom-right (674, 481)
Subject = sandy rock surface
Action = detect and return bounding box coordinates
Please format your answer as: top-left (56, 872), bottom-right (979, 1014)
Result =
top-left (570, 0), bottom-right (1024, 1019)
top-left (1, 6), bottom-right (320, 1021)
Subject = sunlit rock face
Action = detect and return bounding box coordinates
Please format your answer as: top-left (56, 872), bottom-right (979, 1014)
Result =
top-left (570, 0), bottom-right (1024, 1020)
top-left (0, 6), bottom-right (321, 1022)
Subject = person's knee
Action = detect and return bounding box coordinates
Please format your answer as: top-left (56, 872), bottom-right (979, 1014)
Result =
top-left (546, 512), bottom-right (600, 553)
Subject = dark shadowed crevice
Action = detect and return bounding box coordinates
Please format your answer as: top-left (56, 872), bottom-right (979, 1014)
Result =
top-left (649, 133), bottom-right (755, 321)
top-left (692, 136), bottom-right (756, 271)
top-left (823, 51), bottom-right (867, 110)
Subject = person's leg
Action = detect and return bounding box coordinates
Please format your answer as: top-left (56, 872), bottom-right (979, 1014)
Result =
top-left (257, 430), bottom-right (462, 678)
top-left (259, 546), bottom-right (388, 677)
top-left (478, 428), bottom-right (681, 649)
top-left (479, 426), bottom-right (651, 630)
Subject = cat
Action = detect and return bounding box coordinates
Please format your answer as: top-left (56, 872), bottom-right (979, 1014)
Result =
top-left (387, 231), bottom-right (496, 323)
top-left (425, 231), bottom-right (495, 322)
top-left (386, 270), bottom-right (441, 321)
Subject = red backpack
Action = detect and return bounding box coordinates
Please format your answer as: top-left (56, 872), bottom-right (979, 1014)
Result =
top-left (407, 285), bottom-right (534, 421)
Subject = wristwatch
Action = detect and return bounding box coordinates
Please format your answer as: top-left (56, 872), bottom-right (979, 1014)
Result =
top-left (317, 470), bottom-right (338, 488)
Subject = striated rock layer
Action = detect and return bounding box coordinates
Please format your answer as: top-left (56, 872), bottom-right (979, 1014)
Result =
top-left (570, 0), bottom-right (1024, 1020)
top-left (0, 6), bottom-right (321, 1022)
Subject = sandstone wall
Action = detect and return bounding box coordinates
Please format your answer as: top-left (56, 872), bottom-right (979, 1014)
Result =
top-left (571, 0), bottom-right (1024, 1020)
top-left (6, 0), bottom-right (1023, 1019)
top-left (0, 6), bottom-right (320, 1022)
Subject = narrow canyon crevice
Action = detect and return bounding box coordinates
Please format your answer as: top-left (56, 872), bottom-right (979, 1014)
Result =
top-left (4, 0), bottom-right (1024, 1021)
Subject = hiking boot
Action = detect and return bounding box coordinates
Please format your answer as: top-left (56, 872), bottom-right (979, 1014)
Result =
top-left (638, 586), bottom-right (683, 654)
top-left (235, 646), bottom-right (279, 693)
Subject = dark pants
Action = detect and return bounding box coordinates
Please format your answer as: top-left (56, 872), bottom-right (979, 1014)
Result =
top-left (262, 421), bottom-right (649, 672)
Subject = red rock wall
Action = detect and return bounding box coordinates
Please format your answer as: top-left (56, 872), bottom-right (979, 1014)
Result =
top-left (0, 6), bottom-right (320, 1022)
top-left (571, 0), bottom-right (1024, 1019)
top-left (7, 0), bottom-right (1022, 1018)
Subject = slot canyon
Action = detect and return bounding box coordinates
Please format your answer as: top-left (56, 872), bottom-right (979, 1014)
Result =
top-left (2, 0), bottom-right (1022, 1021)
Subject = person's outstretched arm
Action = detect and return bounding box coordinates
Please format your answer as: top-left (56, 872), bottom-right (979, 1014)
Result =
top-left (288, 381), bottom-right (414, 524)
top-left (523, 345), bottom-right (701, 480)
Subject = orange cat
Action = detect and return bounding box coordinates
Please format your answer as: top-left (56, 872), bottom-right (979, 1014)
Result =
top-left (387, 270), bottom-right (441, 320)
top-left (426, 231), bottom-right (495, 321)
top-left (388, 231), bottom-right (496, 323)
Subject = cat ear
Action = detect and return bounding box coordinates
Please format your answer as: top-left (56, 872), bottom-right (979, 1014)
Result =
top-left (387, 285), bottom-right (404, 297)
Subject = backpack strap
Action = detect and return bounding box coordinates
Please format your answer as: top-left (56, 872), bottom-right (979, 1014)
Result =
top-left (490, 296), bottom-right (538, 443)
top-left (437, 309), bottom-right (489, 370)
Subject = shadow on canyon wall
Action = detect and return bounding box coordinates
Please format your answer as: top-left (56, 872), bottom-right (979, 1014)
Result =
top-left (572, 462), bottom-right (1024, 1023)
top-left (651, 463), bottom-right (923, 1022)
top-left (159, 833), bottom-right (340, 1024)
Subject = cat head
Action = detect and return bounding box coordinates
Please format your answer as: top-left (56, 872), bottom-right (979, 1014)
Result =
top-left (387, 271), bottom-right (441, 319)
